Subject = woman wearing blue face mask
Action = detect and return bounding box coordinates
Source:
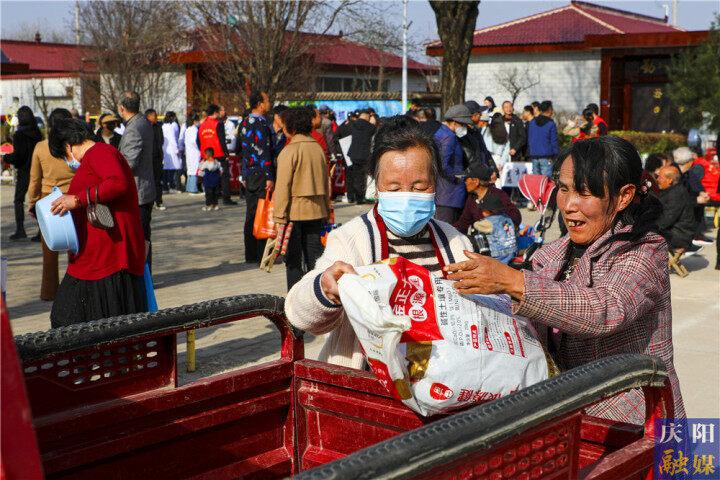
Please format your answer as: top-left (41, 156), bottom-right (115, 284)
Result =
top-left (284, 116), bottom-right (473, 369)
top-left (46, 118), bottom-right (147, 328)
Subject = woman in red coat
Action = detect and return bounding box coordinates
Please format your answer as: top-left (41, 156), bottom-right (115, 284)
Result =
top-left (48, 119), bottom-right (147, 328)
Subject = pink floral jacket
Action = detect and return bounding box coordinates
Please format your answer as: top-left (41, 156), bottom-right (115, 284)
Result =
top-left (514, 225), bottom-right (685, 424)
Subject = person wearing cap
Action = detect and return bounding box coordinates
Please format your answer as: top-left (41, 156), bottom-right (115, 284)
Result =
top-left (94, 113), bottom-right (122, 149)
top-left (432, 105), bottom-right (466, 223)
top-left (464, 100), bottom-right (494, 170)
top-left (453, 162), bottom-right (521, 236)
top-left (445, 104), bottom-right (496, 175)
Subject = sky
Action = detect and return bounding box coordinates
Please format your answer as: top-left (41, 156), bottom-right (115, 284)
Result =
top-left (1, 0), bottom-right (718, 50)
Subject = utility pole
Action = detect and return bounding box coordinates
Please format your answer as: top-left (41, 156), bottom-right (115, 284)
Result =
top-left (75, 1), bottom-right (80, 44)
top-left (401, 0), bottom-right (408, 112)
top-left (672, 0), bottom-right (678, 26)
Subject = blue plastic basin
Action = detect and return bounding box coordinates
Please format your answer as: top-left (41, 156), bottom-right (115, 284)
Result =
top-left (35, 187), bottom-right (79, 253)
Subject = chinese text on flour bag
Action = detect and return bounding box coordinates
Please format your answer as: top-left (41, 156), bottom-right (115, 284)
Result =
top-left (338, 257), bottom-right (550, 417)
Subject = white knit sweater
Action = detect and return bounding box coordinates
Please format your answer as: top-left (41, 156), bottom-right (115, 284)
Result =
top-left (285, 209), bottom-right (473, 369)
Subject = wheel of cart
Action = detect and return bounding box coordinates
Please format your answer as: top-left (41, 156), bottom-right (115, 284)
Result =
top-left (2, 296), bottom-right (674, 480)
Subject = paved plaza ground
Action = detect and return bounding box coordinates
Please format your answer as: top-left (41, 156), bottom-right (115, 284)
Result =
top-left (2, 184), bottom-right (718, 416)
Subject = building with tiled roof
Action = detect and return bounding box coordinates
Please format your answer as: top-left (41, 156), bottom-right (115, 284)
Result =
top-left (427, 1), bottom-right (708, 132)
top-left (1, 30), bottom-right (437, 123)
top-left (172, 30), bottom-right (438, 120)
top-left (0, 38), bottom-right (97, 117)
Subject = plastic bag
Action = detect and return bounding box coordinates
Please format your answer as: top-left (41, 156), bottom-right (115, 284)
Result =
top-left (253, 191), bottom-right (276, 240)
top-left (338, 257), bottom-right (549, 417)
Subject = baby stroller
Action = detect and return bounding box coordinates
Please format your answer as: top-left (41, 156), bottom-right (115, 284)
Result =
top-left (509, 174), bottom-right (557, 270)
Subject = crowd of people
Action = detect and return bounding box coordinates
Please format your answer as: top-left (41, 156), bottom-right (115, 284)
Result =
top-left (2, 90), bottom-right (717, 349)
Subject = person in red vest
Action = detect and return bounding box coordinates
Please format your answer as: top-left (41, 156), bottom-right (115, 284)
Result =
top-left (585, 103), bottom-right (608, 136)
top-left (198, 104), bottom-right (236, 205)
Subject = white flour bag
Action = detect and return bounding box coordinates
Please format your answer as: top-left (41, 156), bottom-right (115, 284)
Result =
top-left (338, 257), bottom-right (550, 416)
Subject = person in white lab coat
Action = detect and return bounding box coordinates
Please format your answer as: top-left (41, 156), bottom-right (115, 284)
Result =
top-left (184, 113), bottom-right (202, 194)
top-left (161, 111), bottom-right (182, 192)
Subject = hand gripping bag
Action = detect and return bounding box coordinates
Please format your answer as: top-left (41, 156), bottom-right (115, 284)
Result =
top-left (338, 257), bottom-right (550, 416)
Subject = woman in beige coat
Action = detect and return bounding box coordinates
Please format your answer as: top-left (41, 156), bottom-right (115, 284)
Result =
top-left (273, 107), bottom-right (331, 290)
top-left (27, 108), bottom-right (74, 300)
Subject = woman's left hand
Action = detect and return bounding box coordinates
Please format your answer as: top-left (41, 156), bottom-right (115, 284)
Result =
top-left (444, 250), bottom-right (526, 300)
top-left (50, 194), bottom-right (80, 216)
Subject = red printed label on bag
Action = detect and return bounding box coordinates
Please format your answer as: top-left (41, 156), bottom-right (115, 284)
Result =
top-left (484, 327), bottom-right (494, 351)
top-left (429, 383), bottom-right (454, 400)
top-left (504, 332), bottom-right (515, 355)
top-left (471, 325), bottom-right (479, 349)
top-left (388, 260), bottom-right (443, 343)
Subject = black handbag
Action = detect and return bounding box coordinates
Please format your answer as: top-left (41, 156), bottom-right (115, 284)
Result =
top-left (86, 187), bottom-right (115, 230)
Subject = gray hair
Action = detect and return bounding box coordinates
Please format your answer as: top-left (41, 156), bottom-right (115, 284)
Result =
top-left (673, 146), bottom-right (694, 165)
top-left (369, 116), bottom-right (440, 187)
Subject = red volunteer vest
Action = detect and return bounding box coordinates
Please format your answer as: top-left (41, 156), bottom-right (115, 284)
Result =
top-left (198, 117), bottom-right (224, 158)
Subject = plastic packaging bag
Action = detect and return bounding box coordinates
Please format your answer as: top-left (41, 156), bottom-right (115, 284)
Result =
top-left (253, 191), bottom-right (276, 240)
top-left (338, 257), bottom-right (549, 416)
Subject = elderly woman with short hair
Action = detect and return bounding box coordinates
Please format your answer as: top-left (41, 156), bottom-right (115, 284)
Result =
top-left (48, 118), bottom-right (147, 328)
top-left (285, 117), bottom-right (472, 368)
top-left (444, 136), bottom-right (685, 424)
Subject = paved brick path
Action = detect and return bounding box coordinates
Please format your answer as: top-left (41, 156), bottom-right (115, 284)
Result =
top-left (2, 185), bottom-right (718, 414)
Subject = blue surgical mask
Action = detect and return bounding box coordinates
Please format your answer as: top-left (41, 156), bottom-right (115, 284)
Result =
top-left (377, 191), bottom-right (436, 237)
top-left (65, 152), bottom-right (81, 171)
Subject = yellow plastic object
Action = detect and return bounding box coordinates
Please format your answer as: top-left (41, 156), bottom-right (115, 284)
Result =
top-left (186, 329), bottom-right (196, 373)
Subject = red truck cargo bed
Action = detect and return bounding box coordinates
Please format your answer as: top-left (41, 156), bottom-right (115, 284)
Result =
top-left (2, 295), bottom-right (673, 479)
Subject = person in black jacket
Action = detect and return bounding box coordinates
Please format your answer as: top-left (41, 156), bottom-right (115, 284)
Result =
top-left (145, 109), bottom-right (165, 210)
top-left (5, 106), bottom-right (43, 240)
top-left (347, 109), bottom-right (376, 204)
top-left (419, 107), bottom-right (441, 137)
top-left (93, 113), bottom-right (122, 149)
top-left (656, 166), bottom-right (699, 254)
top-left (336, 110), bottom-right (357, 139)
top-left (464, 100), bottom-right (495, 171)
top-left (672, 146), bottom-right (712, 245)
top-left (490, 101), bottom-right (526, 162)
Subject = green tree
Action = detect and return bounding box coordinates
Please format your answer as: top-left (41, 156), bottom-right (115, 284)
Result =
top-left (667, 14), bottom-right (720, 132)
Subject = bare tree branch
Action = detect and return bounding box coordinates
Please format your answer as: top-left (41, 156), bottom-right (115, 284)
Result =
top-left (80, 0), bottom-right (185, 112)
top-left (493, 66), bottom-right (541, 105)
top-left (31, 79), bottom-right (50, 126)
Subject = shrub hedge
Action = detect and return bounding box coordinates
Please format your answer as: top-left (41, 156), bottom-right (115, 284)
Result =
top-left (556, 131), bottom-right (686, 155)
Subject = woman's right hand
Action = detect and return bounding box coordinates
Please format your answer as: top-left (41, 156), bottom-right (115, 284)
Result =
top-left (50, 194), bottom-right (80, 215)
top-left (320, 261), bottom-right (356, 305)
